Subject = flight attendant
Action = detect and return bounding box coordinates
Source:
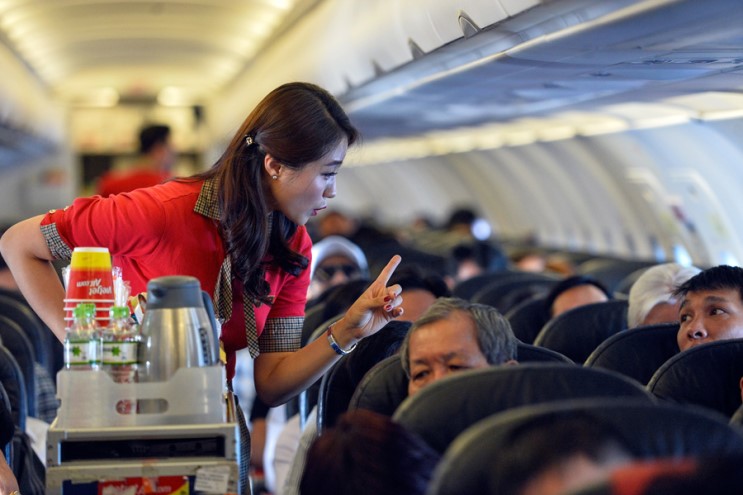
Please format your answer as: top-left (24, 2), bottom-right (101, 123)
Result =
top-left (0, 82), bottom-right (404, 494)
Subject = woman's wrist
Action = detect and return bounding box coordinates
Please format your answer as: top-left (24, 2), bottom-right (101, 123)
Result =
top-left (326, 318), bottom-right (359, 354)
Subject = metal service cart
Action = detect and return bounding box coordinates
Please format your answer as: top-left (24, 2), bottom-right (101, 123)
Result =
top-left (47, 366), bottom-right (239, 494)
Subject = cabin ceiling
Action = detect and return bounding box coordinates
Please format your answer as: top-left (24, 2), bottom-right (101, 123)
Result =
top-left (0, 0), bottom-right (741, 141)
top-left (0, 0), bottom-right (316, 105)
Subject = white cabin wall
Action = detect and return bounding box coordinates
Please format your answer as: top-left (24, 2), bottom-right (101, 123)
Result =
top-left (642, 121), bottom-right (743, 266)
top-left (329, 114), bottom-right (743, 266)
top-left (336, 156), bottom-right (476, 227)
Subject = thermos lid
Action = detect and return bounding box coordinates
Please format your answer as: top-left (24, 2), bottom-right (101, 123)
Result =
top-left (146, 276), bottom-right (204, 310)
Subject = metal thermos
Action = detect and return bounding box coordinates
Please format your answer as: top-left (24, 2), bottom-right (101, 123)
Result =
top-left (138, 276), bottom-right (219, 382)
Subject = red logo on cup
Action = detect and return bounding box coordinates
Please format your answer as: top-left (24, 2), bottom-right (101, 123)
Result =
top-left (65, 247), bottom-right (115, 323)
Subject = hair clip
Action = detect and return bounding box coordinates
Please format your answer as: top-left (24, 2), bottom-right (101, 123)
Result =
top-left (245, 135), bottom-right (254, 147)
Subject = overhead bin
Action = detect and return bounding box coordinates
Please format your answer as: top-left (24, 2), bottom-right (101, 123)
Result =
top-left (0, 42), bottom-right (65, 166)
top-left (210, 0), bottom-right (545, 139)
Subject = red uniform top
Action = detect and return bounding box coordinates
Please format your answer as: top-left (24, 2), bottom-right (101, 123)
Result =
top-left (97, 170), bottom-right (171, 197)
top-left (41, 178), bottom-right (311, 379)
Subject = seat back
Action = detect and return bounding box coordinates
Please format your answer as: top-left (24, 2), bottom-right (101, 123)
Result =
top-left (0, 316), bottom-right (35, 417)
top-left (576, 258), bottom-right (658, 295)
top-left (316, 321), bottom-right (409, 432)
top-left (0, 382), bottom-right (13, 466)
top-left (300, 302), bottom-right (329, 347)
top-left (472, 277), bottom-right (558, 314)
top-left (613, 266), bottom-right (651, 298)
top-left (647, 338), bottom-right (743, 417)
top-left (0, 294), bottom-right (52, 371)
top-left (451, 270), bottom-right (525, 301)
top-left (516, 342), bottom-right (573, 364)
top-left (505, 296), bottom-right (549, 344)
top-left (348, 355), bottom-right (408, 418)
top-left (0, 344), bottom-right (27, 431)
top-left (429, 398), bottom-right (743, 495)
top-left (533, 299), bottom-right (629, 363)
top-left (585, 323), bottom-right (679, 385)
top-left (349, 344), bottom-right (576, 419)
top-left (297, 316), bottom-right (341, 429)
top-left (393, 363), bottom-right (652, 454)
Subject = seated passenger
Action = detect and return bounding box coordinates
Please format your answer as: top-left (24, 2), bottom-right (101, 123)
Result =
top-left (399, 297), bottom-right (518, 396)
top-left (276, 272), bottom-right (447, 495)
top-left (306, 235), bottom-right (368, 302)
top-left (299, 410), bottom-right (440, 495)
top-left (675, 265), bottom-right (743, 352)
top-left (627, 263), bottom-right (701, 328)
top-left (511, 249), bottom-right (548, 273)
top-left (279, 297), bottom-right (515, 495)
top-left (590, 455), bottom-right (743, 495)
top-left (446, 240), bottom-right (508, 289)
top-left (387, 265), bottom-right (450, 322)
top-left (491, 413), bottom-right (633, 495)
top-left (544, 275), bottom-right (612, 320)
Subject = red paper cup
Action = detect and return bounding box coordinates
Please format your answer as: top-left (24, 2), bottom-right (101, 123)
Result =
top-left (65, 247), bottom-right (114, 324)
top-left (65, 247), bottom-right (114, 300)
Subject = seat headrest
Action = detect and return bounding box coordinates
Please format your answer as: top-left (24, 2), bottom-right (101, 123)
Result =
top-left (647, 338), bottom-right (743, 417)
top-left (0, 316), bottom-right (36, 418)
top-left (393, 363), bottom-right (651, 454)
top-left (505, 296), bottom-right (549, 344)
top-left (317, 322), bottom-right (409, 432)
top-left (585, 323), bottom-right (680, 385)
top-left (534, 299), bottom-right (629, 363)
top-left (516, 342), bottom-right (573, 364)
top-left (429, 398), bottom-right (743, 495)
top-left (348, 355), bottom-right (408, 418)
top-left (0, 346), bottom-right (27, 430)
top-left (0, 294), bottom-right (51, 371)
top-left (472, 276), bottom-right (558, 313)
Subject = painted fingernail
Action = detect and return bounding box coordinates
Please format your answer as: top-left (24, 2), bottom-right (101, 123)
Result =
top-left (384, 304), bottom-right (392, 311)
top-left (384, 296), bottom-right (392, 302)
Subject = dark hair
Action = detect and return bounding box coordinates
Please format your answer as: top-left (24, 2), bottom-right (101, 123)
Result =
top-left (448, 241), bottom-right (508, 276)
top-left (491, 412), bottom-right (632, 495)
top-left (673, 265), bottom-right (743, 305)
top-left (192, 82), bottom-right (359, 304)
top-left (445, 207), bottom-right (478, 230)
top-left (389, 265), bottom-right (451, 299)
top-left (139, 124), bottom-right (171, 154)
top-left (543, 275), bottom-right (611, 317)
top-left (300, 410), bottom-right (440, 495)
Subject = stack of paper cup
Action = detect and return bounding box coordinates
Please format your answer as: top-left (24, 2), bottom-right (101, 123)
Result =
top-left (64, 247), bottom-right (115, 327)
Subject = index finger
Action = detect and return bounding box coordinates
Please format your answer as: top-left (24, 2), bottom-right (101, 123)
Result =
top-left (375, 254), bottom-right (402, 286)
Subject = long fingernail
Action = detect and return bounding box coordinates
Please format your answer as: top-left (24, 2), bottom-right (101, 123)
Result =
top-left (384, 296), bottom-right (392, 302)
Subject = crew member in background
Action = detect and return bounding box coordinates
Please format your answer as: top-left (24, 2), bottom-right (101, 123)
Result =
top-left (96, 124), bottom-right (175, 197)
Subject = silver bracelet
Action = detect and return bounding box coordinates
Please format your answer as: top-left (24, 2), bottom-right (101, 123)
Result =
top-left (326, 324), bottom-right (357, 355)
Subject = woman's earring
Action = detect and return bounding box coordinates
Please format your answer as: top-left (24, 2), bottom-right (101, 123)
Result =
top-left (271, 175), bottom-right (278, 180)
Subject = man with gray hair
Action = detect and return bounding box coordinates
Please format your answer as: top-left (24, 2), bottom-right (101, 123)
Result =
top-left (400, 297), bottom-right (518, 396)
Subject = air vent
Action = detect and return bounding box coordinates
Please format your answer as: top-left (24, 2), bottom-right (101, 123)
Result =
top-left (458, 11), bottom-right (481, 39)
top-left (371, 60), bottom-right (385, 77)
top-left (408, 39), bottom-right (425, 60)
